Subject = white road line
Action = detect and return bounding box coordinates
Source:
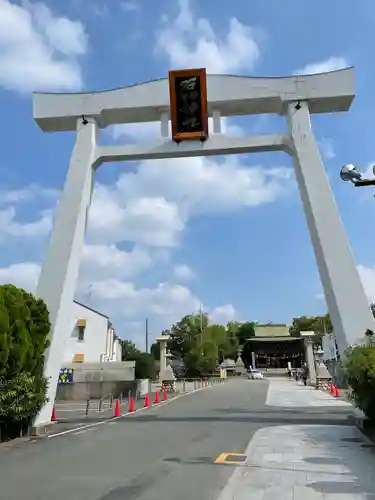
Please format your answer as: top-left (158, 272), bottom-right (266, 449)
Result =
top-left (74, 428), bottom-right (95, 436)
top-left (48, 384), bottom-right (219, 439)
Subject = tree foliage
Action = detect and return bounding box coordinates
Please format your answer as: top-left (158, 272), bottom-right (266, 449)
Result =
top-left (289, 314), bottom-right (331, 344)
top-left (344, 344), bottom-right (375, 420)
top-left (236, 322), bottom-right (256, 345)
top-left (119, 339), bottom-right (156, 379)
top-left (152, 314), bottom-right (252, 376)
top-left (150, 342), bottom-right (160, 361)
top-left (0, 285), bottom-right (50, 441)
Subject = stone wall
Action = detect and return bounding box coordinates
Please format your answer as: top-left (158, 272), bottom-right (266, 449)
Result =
top-left (56, 361), bottom-right (136, 400)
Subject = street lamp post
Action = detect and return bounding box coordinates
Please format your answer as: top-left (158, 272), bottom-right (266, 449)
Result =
top-left (340, 164), bottom-right (375, 189)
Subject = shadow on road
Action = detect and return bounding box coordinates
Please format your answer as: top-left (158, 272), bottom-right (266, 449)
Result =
top-left (111, 407), bottom-right (354, 427)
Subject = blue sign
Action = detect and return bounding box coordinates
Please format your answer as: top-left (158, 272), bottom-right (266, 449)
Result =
top-left (58, 368), bottom-right (74, 385)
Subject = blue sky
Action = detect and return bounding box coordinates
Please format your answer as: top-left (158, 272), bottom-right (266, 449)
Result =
top-left (1, 0), bottom-right (375, 347)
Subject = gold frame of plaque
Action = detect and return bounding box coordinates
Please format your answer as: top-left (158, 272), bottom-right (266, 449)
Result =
top-left (168, 68), bottom-right (209, 143)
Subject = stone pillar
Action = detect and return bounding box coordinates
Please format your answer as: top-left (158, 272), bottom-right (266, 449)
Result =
top-left (156, 334), bottom-right (174, 382)
top-left (304, 338), bottom-right (317, 385)
top-left (160, 341), bottom-right (167, 373)
top-left (287, 102), bottom-right (375, 357)
top-left (33, 118), bottom-right (98, 429)
top-left (251, 352), bottom-right (256, 369)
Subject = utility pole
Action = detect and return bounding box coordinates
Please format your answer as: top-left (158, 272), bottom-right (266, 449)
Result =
top-left (145, 317), bottom-right (149, 353)
top-left (87, 284), bottom-right (93, 304)
top-left (199, 303), bottom-right (204, 354)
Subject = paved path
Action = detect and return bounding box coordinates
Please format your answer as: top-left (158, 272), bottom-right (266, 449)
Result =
top-left (220, 379), bottom-right (375, 500)
top-left (52, 380), bottom-right (205, 431)
top-left (0, 379), bottom-right (267, 500)
top-left (0, 377), bottom-right (373, 500)
top-left (266, 378), bottom-right (351, 408)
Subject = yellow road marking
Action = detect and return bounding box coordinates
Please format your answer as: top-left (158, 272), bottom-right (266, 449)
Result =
top-left (214, 453), bottom-right (246, 465)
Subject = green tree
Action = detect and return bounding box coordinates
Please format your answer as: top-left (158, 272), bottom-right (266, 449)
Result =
top-left (236, 322), bottom-right (256, 345)
top-left (133, 352), bottom-right (157, 380)
top-left (150, 342), bottom-right (160, 361)
top-left (344, 345), bottom-right (375, 420)
top-left (167, 314), bottom-right (209, 359)
top-left (289, 314), bottom-right (331, 344)
top-left (185, 338), bottom-right (218, 375)
top-left (204, 324), bottom-right (238, 361)
top-left (119, 339), bottom-right (141, 361)
top-left (119, 339), bottom-right (156, 379)
top-left (0, 285), bottom-right (50, 441)
top-left (0, 292), bottom-right (10, 377)
top-left (226, 321), bottom-right (241, 337)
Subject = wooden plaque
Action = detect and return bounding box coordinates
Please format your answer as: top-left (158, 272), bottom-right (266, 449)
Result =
top-left (168, 68), bottom-right (209, 142)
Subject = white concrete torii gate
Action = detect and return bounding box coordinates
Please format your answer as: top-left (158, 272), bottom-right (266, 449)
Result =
top-left (32, 68), bottom-right (375, 427)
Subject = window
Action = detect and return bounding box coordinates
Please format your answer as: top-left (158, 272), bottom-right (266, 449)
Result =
top-left (77, 319), bottom-right (86, 341)
top-left (78, 326), bottom-right (85, 341)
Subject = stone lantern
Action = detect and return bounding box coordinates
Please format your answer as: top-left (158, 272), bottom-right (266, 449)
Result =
top-left (155, 334), bottom-right (175, 384)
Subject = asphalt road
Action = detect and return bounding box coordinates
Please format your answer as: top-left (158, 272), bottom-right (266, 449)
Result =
top-left (0, 379), bottom-right (353, 500)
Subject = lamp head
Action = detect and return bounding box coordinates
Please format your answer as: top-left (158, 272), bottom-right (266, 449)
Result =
top-left (340, 164), bottom-right (363, 183)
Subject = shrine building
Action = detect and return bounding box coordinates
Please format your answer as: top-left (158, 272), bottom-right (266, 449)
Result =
top-left (246, 324), bottom-right (305, 369)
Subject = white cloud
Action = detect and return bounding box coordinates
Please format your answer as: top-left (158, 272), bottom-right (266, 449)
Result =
top-left (0, 0), bottom-right (88, 92)
top-left (319, 138), bottom-right (336, 160)
top-left (155, 0), bottom-right (261, 73)
top-left (0, 207), bottom-right (52, 239)
top-left (0, 260), bottom-right (201, 335)
top-left (0, 262), bottom-right (41, 291)
top-left (84, 156), bottom-right (292, 252)
top-left (112, 156), bottom-right (292, 216)
top-left (209, 304), bottom-right (237, 324)
top-left (80, 244), bottom-right (153, 280)
top-left (120, 1), bottom-right (139, 11)
top-left (87, 186), bottom-right (185, 247)
top-left (295, 57), bottom-right (349, 75)
top-left (80, 279), bottom-right (201, 319)
top-left (358, 265), bottom-right (375, 303)
top-left (174, 264), bottom-right (195, 281)
top-left (0, 184), bottom-right (58, 205)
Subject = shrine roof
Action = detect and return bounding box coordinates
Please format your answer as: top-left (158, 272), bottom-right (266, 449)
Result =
top-left (246, 336), bottom-right (303, 342)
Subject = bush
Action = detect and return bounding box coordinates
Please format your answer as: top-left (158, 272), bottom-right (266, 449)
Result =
top-left (0, 373), bottom-right (48, 440)
top-left (343, 344), bottom-right (375, 420)
top-left (0, 284), bottom-right (50, 441)
top-left (134, 353), bottom-right (157, 380)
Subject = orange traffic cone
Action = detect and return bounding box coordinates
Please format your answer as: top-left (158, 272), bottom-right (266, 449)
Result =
top-left (114, 399), bottom-right (121, 417)
top-left (335, 386), bottom-right (340, 398)
top-left (144, 393), bottom-right (150, 407)
top-left (154, 391), bottom-right (159, 404)
top-left (163, 390), bottom-right (167, 401)
top-left (129, 395), bottom-right (135, 412)
top-left (51, 407), bottom-right (57, 422)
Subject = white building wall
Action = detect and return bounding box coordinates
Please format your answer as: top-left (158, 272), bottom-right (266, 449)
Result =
top-left (62, 301), bottom-right (114, 364)
top-left (114, 338), bottom-right (122, 362)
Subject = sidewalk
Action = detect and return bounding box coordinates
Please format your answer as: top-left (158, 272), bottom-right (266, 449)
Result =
top-left (221, 380), bottom-right (375, 500)
top-left (265, 379), bottom-right (351, 408)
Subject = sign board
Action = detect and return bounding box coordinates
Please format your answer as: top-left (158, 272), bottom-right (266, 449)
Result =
top-left (168, 68), bottom-right (209, 142)
top-left (58, 368), bottom-right (74, 385)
